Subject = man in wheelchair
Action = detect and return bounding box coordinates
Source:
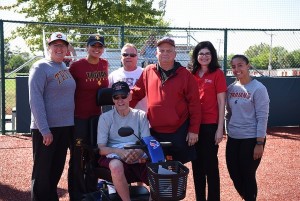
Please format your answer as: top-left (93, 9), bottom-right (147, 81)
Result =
top-left (97, 81), bottom-right (150, 201)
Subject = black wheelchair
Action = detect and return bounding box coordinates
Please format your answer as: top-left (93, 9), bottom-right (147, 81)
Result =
top-left (81, 88), bottom-right (189, 201)
top-left (81, 88), bottom-right (150, 201)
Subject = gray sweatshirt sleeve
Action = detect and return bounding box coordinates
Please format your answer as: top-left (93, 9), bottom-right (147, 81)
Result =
top-left (253, 85), bottom-right (270, 138)
top-left (224, 95), bottom-right (232, 134)
top-left (28, 65), bottom-right (50, 135)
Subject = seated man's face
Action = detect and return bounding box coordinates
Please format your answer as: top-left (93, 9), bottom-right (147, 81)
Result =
top-left (112, 93), bottom-right (132, 112)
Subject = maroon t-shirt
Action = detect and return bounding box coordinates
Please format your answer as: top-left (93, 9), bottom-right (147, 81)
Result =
top-left (69, 58), bottom-right (109, 119)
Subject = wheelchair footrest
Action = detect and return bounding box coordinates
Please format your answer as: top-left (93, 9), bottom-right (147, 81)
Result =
top-left (129, 186), bottom-right (150, 197)
top-left (103, 186), bottom-right (149, 201)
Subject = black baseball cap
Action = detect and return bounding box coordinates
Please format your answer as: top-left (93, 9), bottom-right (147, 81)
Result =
top-left (87, 35), bottom-right (105, 46)
top-left (112, 81), bottom-right (130, 96)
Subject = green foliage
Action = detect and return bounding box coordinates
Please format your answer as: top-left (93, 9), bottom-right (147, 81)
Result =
top-left (245, 43), bottom-right (292, 69)
top-left (285, 50), bottom-right (300, 68)
top-left (5, 0), bottom-right (169, 52)
top-left (6, 54), bottom-right (31, 73)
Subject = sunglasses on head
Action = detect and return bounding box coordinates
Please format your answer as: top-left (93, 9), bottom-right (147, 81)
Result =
top-left (122, 53), bottom-right (137, 57)
top-left (113, 94), bottom-right (128, 100)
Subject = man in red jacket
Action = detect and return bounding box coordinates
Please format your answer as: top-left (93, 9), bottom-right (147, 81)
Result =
top-left (130, 37), bottom-right (201, 164)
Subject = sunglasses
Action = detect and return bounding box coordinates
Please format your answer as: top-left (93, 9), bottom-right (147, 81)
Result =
top-left (113, 95), bottom-right (128, 100)
top-left (122, 53), bottom-right (137, 57)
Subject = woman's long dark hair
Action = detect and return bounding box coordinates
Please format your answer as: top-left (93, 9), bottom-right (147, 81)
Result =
top-left (191, 41), bottom-right (220, 74)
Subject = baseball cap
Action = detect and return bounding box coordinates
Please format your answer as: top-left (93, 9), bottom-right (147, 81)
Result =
top-left (48, 32), bottom-right (69, 45)
top-left (112, 81), bottom-right (130, 96)
top-left (87, 35), bottom-right (105, 46)
top-left (156, 37), bottom-right (175, 47)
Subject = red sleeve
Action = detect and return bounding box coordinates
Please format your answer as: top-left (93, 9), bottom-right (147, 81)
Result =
top-left (215, 69), bottom-right (227, 93)
top-left (130, 71), bottom-right (146, 108)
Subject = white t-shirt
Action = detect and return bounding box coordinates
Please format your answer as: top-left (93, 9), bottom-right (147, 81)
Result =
top-left (108, 67), bottom-right (147, 112)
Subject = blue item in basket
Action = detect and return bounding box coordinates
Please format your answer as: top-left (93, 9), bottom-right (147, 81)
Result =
top-left (142, 136), bottom-right (165, 163)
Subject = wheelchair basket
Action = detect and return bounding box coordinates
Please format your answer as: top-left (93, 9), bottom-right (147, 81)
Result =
top-left (147, 161), bottom-right (189, 201)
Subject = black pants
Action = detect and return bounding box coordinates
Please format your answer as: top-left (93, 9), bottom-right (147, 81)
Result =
top-left (192, 124), bottom-right (220, 201)
top-left (150, 119), bottom-right (196, 164)
top-left (68, 118), bottom-right (98, 201)
top-left (226, 137), bottom-right (264, 201)
top-left (31, 126), bottom-right (72, 201)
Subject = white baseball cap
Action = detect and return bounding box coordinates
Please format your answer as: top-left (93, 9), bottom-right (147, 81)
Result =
top-left (48, 32), bottom-right (69, 45)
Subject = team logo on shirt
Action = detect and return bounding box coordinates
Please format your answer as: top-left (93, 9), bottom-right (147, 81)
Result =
top-left (229, 92), bottom-right (251, 99)
top-left (55, 70), bottom-right (73, 84)
top-left (204, 79), bottom-right (212, 84)
top-left (86, 71), bottom-right (107, 83)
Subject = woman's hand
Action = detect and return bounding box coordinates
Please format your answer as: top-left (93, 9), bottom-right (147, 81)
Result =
top-left (43, 133), bottom-right (53, 146)
top-left (253, 145), bottom-right (264, 160)
top-left (215, 129), bottom-right (224, 145)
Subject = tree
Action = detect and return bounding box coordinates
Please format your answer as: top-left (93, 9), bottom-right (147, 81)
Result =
top-left (285, 50), bottom-right (300, 68)
top-left (5, 48), bottom-right (31, 73)
top-left (244, 43), bottom-right (270, 69)
top-left (4, 41), bottom-right (12, 66)
top-left (244, 43), bottom-right (289, 69)
top-left (3, 0), bottom-right (169, 52)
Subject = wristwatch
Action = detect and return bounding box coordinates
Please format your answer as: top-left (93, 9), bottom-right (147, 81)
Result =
top-left (256, 141), bottom-right (264, 145)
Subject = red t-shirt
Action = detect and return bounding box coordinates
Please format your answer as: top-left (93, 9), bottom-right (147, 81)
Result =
top-left (194, 68), bottom-right (227, 124)
top-left (69, 58), bottom-right (109, 119)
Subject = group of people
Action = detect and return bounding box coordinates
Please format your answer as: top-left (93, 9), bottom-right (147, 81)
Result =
top-left (29, 31), bottom-right (269, 201)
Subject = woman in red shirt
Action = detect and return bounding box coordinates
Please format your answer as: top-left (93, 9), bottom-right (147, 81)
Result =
top-left (190, 41), bottom-right (227, 201)
top-left (68, 35), bottom-right (109, 201)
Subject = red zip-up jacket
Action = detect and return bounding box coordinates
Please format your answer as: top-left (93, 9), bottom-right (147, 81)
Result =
top-left (130, 63), bottom-right (201, 134)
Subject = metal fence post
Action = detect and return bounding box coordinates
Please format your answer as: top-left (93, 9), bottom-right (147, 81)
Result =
top-left (223, 29), bottom-right (228, 75)
top-left (0, 20), bottom-right (6, 135)
top-left (121, 26), bottom-right (125, 48)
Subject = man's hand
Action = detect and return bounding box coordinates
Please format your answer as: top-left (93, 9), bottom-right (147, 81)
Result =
top-left (123, 149), bottom-right (144, 164)
top-left (186, 132), bottom-right (198, 146)
top-left (43, 133), bottom-right (53, 146)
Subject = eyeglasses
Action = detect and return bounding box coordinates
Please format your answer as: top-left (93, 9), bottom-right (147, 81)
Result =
top-left (52, 44), bottom-right (67, 48)
top-left (122, 53), bottom-right (137, 57)
top-left (113, 95), bottom-right (128, 100)
top-left (198, 52), bottom-right (211, 57)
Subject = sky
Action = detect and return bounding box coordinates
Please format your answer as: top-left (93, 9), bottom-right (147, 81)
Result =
top-left (154, 0), bottom-right (300, 29)
top-left (1, 0), bottom-right (299, 54)
top-left (1, 0), bottom-right (299, 29)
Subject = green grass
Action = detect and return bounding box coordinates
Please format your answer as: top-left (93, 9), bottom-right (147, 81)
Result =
top-left (4, 77), bottom-right (16, 114)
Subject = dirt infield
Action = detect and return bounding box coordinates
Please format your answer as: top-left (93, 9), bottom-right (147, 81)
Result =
top-left (0, 127), bottom-right (299, 201)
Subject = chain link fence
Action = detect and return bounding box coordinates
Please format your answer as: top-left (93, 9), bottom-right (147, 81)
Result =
top-left (1, 20), bottom-right (300, 133)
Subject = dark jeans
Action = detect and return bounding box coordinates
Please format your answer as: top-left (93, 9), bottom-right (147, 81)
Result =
top-left (31, 126), bottom-right (72, 201)
top-left (192, 124), bottom-right (220, 201)
top-left (68, 118), bottom-right (98, 201)
top-left (226, 137), bottom-right (264, 201)
top-left (150, 119), bottom-right (196, 164)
